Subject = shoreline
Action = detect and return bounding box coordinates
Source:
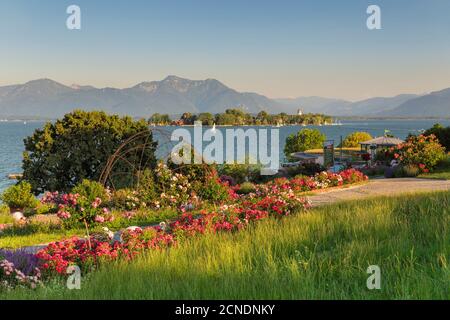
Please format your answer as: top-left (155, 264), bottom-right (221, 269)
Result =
top-left (2, 117), bottom-right (450, 123)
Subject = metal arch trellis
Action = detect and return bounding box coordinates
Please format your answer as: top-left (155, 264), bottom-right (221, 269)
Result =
top-left (99, 127), bottom-right (166, 191)
top-left (98, 126), bottom-right (207, 192)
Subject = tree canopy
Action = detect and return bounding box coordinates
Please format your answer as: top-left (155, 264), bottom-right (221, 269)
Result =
top-left (23, 110), bottom-right (157, 194)
top-left (149, 113), bottom-right (171, 125)
top-left (284, 128), bottom-right (326, 158)
top-left (340, 132), bottom-right (373, 148)
top-left (424, 123), bottom-right (450, 151)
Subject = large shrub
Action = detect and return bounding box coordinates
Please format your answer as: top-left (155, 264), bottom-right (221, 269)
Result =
top-left (169, 162), bottom-right (216, 187)
top-left (394, 165), bottom-right (420, 178)
top-left (284, 129), bottom-right (325, 158)
top-left (340, 132), bottom-right (372, 148)
top-left (218, 162), bottom-right (262, 184)
top-left (23, 110), bottom-right (157, 194)
top-left (111, 188), bottom-right (142, 211)
top-left (72, 179), bottom-right (109, 203)
top-left (236, 182), bottom-right (256, 195)
top-left (153, 162), bottom-right (193, 208)
top-left (197, 177), bottom-right (230, 204)
top-left (47, 192), bottom-right (113, 229)
top-left (424, 123), bottom-right (450, 151)
top-left (167, 147), bottom-right (222, 193)
top-left (390, 134), bottom-right (445, 171)
top-left (0, 182), bottom-right (38, 210)
top-left (285, 163), bottom-right (325, 177)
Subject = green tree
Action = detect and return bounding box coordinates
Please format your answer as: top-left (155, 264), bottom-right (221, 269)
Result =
top-left (197, 113), bottom-right (215, 125)
top-left (149, 113), bottom-right (171, 125)
top-left (223, 108), bottom-right (247, 125)
top-left (340, 132), bottom-right (373, 148)
top-left (215, 112), bottom-right (237, 125)
top-left (23, 110), bottom-right (157, 194)
top-left (180, 112), bottom-right (196, 125)
top-left (284, 128), bottom-right (326, 158)
top-left (424, 123), bottom-right (450, 151)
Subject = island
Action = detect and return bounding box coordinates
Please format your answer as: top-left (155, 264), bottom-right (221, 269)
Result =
top-left (149, 108), bottom-right (333, 126)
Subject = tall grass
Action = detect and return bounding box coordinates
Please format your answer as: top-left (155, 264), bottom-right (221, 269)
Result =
top-left (0, 205), bottom-right (13, 224)
top-left (3, 191), bottom-right (449, 300)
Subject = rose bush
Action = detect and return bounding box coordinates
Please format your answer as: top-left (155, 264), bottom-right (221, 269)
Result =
top-left (42, 191), bottom-right (114, 228)
top-left (389, 134), bottom-right (445, 171)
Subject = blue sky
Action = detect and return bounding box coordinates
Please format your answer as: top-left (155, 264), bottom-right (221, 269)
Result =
top-left (0, 0), bottom-right (449, 100)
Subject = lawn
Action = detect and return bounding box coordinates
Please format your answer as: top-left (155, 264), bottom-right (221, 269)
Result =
top-left (419, 156), bottom-right (450, 180)
top-left (305, 147), bottom-right (360, 154)
top-left (0, 208), bottom-right (181, 249)
top-left (1, 209), bottom-right (83, 249)
top-left (0, 205), bottom-right (13, 224)
top-left (3, 191), bottom-right (449, 300)
top-left (0, 229), bottom-right (85, 249)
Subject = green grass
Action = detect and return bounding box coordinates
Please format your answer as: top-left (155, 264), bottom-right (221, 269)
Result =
top-left (419, 156), bottom-right (450, 180)
top-left (0, 208), bottom-right (180, 249)
top-left (0, 205), bottom-right (13, 224)
top-left (3, 191), bottom-right (449, 300)
top-left (0, 221), bottom-right (85, 249)
top-left (0, 230), bottom-right (85, 249)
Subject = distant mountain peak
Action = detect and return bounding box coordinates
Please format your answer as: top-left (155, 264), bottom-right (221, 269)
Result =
top-left (71, 84), bottom-right (96, 90)
top-left (25, 78), bottom-right (55, 84)
top-left (9, 78), bottom-right (72, 98)
top-left (162, 75), bottom-right (187, 82)
top-left (24, 78), bottom-right (67, 87)
top-left (133, 81), bottom-right (158, 92)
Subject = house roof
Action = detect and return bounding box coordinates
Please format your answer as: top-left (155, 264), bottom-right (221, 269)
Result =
top-left (360, 136), bottom-right (404, 146)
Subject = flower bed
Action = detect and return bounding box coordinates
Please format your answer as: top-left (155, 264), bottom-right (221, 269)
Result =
top-left (245, 168), bottom-right (367, 195)
top-left (1, 168), bottom-right (368, 289)
top-left (36, 195), bottom-right (311, 276)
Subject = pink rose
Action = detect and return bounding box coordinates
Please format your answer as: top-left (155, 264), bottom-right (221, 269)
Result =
top-left (95, 216), bottom-right (105, 223)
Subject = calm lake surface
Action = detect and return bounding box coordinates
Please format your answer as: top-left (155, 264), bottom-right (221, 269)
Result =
top-left (1, 119), bottom-right (449, 192)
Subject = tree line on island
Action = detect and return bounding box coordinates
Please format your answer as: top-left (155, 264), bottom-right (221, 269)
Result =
top-left (149, 108), bottom-right (333, 126)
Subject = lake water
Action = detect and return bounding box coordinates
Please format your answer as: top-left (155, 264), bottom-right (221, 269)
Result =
top-left (1, 119), bottom-right (449, 192)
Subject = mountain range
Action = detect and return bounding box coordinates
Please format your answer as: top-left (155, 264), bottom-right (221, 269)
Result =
top-left (0, 76), bottom-right (449, 119)
top-left (276, 94), bottom-right (424, 116)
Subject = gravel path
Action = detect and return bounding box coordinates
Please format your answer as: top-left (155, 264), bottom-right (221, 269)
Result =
top-left (309, 178), bottom-right (450, 207)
